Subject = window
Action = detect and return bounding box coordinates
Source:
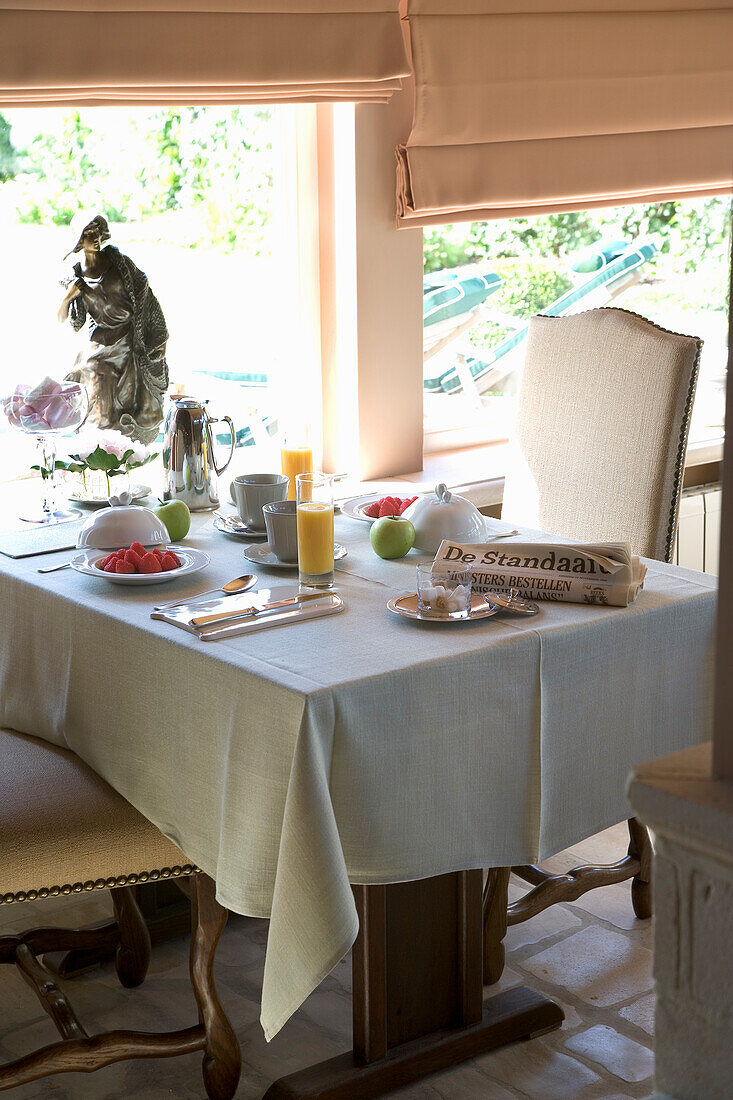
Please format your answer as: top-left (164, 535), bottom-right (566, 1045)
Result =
top-left (0, 105), bottom-right (321, 485)
top-left (422, 200), bottom-right (731, 456)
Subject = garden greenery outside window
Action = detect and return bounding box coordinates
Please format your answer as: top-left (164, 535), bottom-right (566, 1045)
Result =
top-left (422, 200), bottom-right (731, 457)
top-left (0, 104), bottom-right (320, 489)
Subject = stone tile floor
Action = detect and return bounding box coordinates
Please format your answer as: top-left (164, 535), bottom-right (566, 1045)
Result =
top-left (0, 823), bottom-right (656, 1099)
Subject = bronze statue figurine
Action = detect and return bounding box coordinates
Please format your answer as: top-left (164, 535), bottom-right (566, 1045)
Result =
top-left (58, 211), bottom-right (169, 444)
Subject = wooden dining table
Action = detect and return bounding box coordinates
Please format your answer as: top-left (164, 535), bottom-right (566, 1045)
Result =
top-left (0, 503), bottom-right (716, 1097)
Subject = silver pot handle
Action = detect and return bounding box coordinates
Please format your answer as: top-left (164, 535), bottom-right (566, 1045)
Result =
top-left (207, 415), bottom-right (236, 475)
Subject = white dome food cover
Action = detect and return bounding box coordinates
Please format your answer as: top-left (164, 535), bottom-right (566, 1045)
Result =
top-left (402, 483), bottom-right (488, 554)
top-left (77, 496), bottom-right (168, 550)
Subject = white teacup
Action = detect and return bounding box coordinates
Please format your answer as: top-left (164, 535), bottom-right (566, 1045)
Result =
top-left (231, 474), bottom-right (288, 531)
top-left (263, 500), bottom-right (298, 563)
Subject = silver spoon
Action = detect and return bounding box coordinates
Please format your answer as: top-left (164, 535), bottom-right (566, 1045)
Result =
top-left (153, 573), bottom-right (258, 612)
top-left (37, 561), bottom-right (73, 573)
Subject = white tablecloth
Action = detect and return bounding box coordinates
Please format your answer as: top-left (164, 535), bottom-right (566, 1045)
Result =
top-left (0, 511), bottom-right (716, 1039)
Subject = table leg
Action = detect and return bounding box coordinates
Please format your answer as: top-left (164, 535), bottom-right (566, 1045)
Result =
top-left (483, 866), bottom-right (511, 985)
top-left (264, 870), bottom-right (562, 1099)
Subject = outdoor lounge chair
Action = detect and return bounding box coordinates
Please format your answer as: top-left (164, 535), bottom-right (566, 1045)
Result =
top-left (429, 240), bottom-right (658, 397)
top-left (423, 270), bottom-right (503, 391)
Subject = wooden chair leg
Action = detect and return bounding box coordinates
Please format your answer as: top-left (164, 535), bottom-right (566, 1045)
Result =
top-left (628, 817), bottom-right (653, 919)
top-left (190, 874), bottom-right (241, 1100)
top-left (111, 886), bottom-right (151, 989)
top-left (482, 867), bottom-right (510, 985)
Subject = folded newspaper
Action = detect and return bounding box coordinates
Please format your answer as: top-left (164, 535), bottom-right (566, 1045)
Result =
top-left (433, 540), bottom-right (647, 606)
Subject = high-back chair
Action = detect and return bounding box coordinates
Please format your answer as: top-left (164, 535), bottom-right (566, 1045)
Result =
top-left (483, 308), bottom-right (702, 986)
top-left (502, 306), bottom-right (702, 561)
top-left (0, 727), bottom-right (241, 1098)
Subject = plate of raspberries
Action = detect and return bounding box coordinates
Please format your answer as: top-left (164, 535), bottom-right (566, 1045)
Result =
top-left (70, 543), bottom-right (210, 585)
top-left (341, 494), bottom-right (420, 523)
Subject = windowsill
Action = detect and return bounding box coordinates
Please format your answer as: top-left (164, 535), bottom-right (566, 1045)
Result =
top-left (381, 440), bottom-right (509, 507)
top-left (360, 433), bottom-right (726, 511)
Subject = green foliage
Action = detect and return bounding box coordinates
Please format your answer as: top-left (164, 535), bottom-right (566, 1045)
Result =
top-left (2, 106), bottom-right (275, 253)
top-left (494, 258), bottom-right (573, 316)
top-left (469, 259), bottom-right (573, 351)
top-left (58, 445), bottom-right (158, 474)
top-left (10, 111), bottom-right (125, 226)
top-left (0, 113), bottom-right (16, 182)
top-left (423, 224), bottom-right (478, 272)
top-left (30, 460), bottom-right (69, 481)
top-left (467, 212), bottom-right (600, 260)
top-left (422, 199), bottom-right (731, 306)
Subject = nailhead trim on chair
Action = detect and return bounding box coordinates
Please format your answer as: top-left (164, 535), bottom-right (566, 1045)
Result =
top-left (0, 864), bottom-right (199, 906)
top-left (540, 306), bottom-right (703, 564)
top-left (665, 335), bottom-right (702, 565)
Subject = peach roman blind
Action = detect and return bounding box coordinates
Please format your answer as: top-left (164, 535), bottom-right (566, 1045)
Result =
top-left (0, 1), bottom-right (410, 106)
top-left (396, 0), bottom-right (733, 225)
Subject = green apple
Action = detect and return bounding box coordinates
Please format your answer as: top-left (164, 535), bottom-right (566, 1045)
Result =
top-left (155, 499), bottom-right (191, 541)
top-left (369, 515), bottom-right (415, 560)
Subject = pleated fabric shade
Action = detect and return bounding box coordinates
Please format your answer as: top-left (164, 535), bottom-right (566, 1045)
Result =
top-left (397, 0), bottom-right (733, 225)
top-left (0, 1), bottom-right (410, 106)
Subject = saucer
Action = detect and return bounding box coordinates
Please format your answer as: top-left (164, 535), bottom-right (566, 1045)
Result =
top-left (243, 543), bottom-right (348, 569)
top-left (68, 484), bottom-right (151, 507)
top-left (387, 592), bottom-right (500, 622)
top-left (213, 515), bottom-right (268, 540)
top-left (483, 591), bottom-right (540, 615)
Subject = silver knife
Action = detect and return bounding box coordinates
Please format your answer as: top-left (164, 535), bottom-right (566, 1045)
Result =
top-left (191, 590), bottom-right (330, 628)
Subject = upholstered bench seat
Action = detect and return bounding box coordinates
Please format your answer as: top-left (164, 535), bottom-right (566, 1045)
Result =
top-left (0, 728), bottom-right (195, 905)
top-left (0, 727), bottom-right (240, 1097)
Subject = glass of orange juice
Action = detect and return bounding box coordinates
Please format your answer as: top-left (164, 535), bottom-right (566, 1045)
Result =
top-left (281, 442), bottom-right (313, 501)
top-left (296, 472), bottom-right (334, 588)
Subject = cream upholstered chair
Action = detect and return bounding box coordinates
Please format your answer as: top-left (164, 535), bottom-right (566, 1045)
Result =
top-left (483, 307), bottom-right (702, 985)
top-left (501, 306), bottom-right (702, 561)
top-left (0, 728), bottom-right (241, 1098)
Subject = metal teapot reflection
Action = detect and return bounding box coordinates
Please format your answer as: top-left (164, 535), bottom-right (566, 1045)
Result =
top-left (162, 397), bottom-right (235, 510)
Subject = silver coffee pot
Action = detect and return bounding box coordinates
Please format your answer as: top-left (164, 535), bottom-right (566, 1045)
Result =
top-left (162, 397), bottom-right (235, 510)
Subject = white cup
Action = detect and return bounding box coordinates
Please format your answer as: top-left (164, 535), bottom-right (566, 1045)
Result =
top-left (231, 473), bottom-right (288, 530)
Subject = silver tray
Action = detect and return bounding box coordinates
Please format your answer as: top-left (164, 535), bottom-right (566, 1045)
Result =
top-left (387, 592), bottom-right (499, 623)
top-left (152, 583), bottom-right (344, 639)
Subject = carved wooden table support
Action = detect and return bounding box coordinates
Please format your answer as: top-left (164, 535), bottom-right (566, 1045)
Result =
top-left (265, 869), bottom-right (562, 1099)
top-left (483, 818), bottom-right (653, 984)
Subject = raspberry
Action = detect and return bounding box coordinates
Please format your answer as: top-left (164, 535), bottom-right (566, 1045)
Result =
top-left (139, 552), bottom-right (162, 574)
top-left (152, 547), bottom-right (164, 559)
top-left (98, 554), bottom-right (113, 570)
top-left (161, 551), bottom-right (180, 571)
top-left (115, 559), bottom-right (135, 574)
top-left (379, 498), bottom-right (399, 518)
top-left (130, 541), bottom-right (147, 557)
top-left (398, 498), bottom-right (412, 514)
top-left (364, 501), bottom-right (381, 518)
top-left (103, 559), bottom-right (118, 573)
top-left (116, 548), bottom-right (127, 559)
top-left (124, 549), bottom-right (143, 570)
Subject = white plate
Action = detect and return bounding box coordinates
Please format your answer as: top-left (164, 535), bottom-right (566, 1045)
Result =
top-left (341, 494), bottom-right (420, 524)
top-left (243, 543), bottom-right (348, 569)
top-left (68, 484), bottom-right (151, 507)
top-left (213, 515), bottom-right (268, 540)
top-left (70, 546), bottom-right (210, 586)
top-left (387, 592), bottom-right (500, 622)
